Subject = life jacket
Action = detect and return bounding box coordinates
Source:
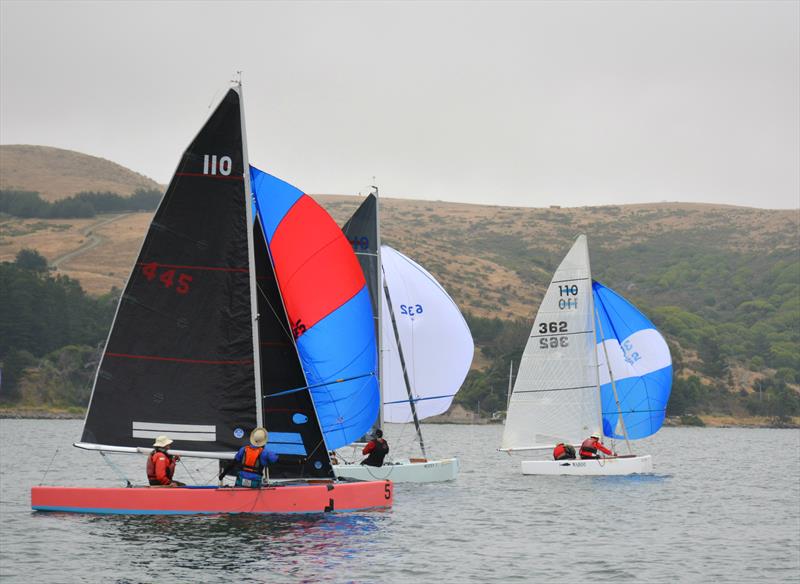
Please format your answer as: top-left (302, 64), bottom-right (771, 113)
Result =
top-left (363, 439), bottom-right (389, 467)
top-left (553, 443), bottom-right (575, 460)
top-left (240, 445), bottom-right (265, 476)
top-left (579, 438), bottom-right (599, 459)
top-left (147, 449), bottom-right (174, 484)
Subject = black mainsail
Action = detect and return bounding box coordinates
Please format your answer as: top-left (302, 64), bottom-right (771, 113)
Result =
top-left (81, 89), bottom-right (256, 454)
top-left (342, 192), bottom-right (382, 431)
top-left (79, 85), bottom-right (339, 482)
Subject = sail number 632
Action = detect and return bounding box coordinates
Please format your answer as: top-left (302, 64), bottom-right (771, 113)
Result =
top-left (399, 304), bottom-right (423, 316)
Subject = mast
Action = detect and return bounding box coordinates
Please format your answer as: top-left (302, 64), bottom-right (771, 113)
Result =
top-left (594, 295), bottom-right (633, 455)
top-left (237, 76), bottom-right (264, 428)
top-left (373, 184), bottom-right (384, 431)
top-left (506, 360), bottom-right (514, 410)
top-left (382, 266), bottom-right (427, 457)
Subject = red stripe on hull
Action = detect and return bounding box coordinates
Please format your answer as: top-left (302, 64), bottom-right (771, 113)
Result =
top-left (32, 481), bottom-right (392, 514)
top-left (270, 195), bottom-right (366, 335)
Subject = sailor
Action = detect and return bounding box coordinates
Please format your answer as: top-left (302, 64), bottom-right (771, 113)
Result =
top-left (553, 442), bottom-right (576, 460)
top-left (361, 429), bottom-right (389, 467)
top-left (579, 433), bottom-right (616, 459)
top-left (147, 435), bottom-right (184, 486)
top-left (219, 427), bottom-right (278, 488)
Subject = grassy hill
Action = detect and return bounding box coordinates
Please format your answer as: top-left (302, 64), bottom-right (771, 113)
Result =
top-left (0, 147), bottom-right (798, 422)
top-left (0, 145), bottom-right (161, 201)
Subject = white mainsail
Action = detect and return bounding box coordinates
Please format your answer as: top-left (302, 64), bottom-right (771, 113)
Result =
top-left (501, 235), bottom-right (602, 450)
top-left (380, 245), bottom-right (474, 423)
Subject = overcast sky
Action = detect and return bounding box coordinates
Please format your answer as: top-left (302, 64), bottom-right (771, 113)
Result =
top-left (1, 1), bottom-right (798, 209)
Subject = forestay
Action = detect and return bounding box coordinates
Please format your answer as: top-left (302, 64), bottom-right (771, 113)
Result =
top-left (501, 235), bottom-right (601, 450)
top-left (380, 246), bottom-right (474, 423)
top-left (593, 281), bottom-right (672, 440)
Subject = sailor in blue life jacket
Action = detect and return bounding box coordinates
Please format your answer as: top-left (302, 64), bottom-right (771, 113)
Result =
top-left (218, 427), bottom-right (278, 488)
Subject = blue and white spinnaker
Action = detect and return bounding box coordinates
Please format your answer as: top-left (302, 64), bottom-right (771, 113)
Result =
top-left (593, 281), bottom-right (672, 440)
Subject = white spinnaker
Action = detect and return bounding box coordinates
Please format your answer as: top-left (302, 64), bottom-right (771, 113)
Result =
top-left (380, 246), bottom-right (474, 423)
top-left (501, 235), bottom-right (602, 450)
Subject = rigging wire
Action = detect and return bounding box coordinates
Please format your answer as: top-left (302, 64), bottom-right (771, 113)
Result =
top-left (39, 448), bottom-right (60, 486)
top-left (99, 451), bottom-right (133, 488)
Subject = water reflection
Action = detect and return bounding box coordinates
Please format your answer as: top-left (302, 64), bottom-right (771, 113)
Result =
top-left (80, 511), bottom-right (386, 580)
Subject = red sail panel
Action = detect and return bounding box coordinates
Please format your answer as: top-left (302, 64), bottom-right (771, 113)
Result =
top-left (270, 194), bottom-right (366, 336)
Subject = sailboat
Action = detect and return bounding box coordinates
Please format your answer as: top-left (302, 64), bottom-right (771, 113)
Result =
top-left (331, 190), bottom-right (474, 483)
top-left (31, 83), bottom-right (393, 514)
top-left (500, 234), bottom-right (671, 476)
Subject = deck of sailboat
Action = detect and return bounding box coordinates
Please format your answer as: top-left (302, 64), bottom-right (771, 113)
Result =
top-left (333, 457), bottom-right (460, 483)
top-left (31, 479), bottom-right (393, 515)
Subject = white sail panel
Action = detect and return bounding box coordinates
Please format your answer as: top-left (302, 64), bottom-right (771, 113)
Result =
top-left (501, 235), bottom-right (602, 450)
top-left (380, 246), bottom-right (474, 423)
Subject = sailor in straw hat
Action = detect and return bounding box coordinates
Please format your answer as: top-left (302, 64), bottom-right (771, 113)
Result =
top-left (219, 427), bottom-right (279, 488)
top-left (146, 435), bottom-right (185, 486)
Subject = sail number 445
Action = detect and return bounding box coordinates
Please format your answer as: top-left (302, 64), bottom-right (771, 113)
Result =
top-left (141, 262), bottom-right (192, 295)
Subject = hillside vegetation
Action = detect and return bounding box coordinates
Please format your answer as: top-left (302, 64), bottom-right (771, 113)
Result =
top-left (0, 147), bottom-right (797, 424)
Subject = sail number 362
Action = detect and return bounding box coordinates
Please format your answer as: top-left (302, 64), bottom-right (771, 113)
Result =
top-left (539, 321), bottom-right (568, 349)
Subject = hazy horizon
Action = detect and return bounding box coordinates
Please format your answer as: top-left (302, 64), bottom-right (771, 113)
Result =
top-left (1, 1), bottom-right (798, 210)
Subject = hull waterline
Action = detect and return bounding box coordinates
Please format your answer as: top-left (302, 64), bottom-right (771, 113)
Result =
top-left (31, 480), bottom-right (393, 515)
top-left (521, 455), bottom-right (653, 476)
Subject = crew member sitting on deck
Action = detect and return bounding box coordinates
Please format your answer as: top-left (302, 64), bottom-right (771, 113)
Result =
top-left (361, 429), bottom-right (389, 467)
top-left (579, 433), bottom-right (616, 459)
top-left (553, 442), bottom-right (576, 460)
top-left (219, 427), bottom-right (278, 488)
top-left (147, 435), bottom-right (184, 487)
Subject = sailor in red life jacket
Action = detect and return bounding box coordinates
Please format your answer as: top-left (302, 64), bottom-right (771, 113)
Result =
top-left (361, 429), bottom-right (389, 467)
top-left (147, 435), bottom-right (184, 486)
top-left (579, 433), bottom-right (616, 459)
top-left (553, 442), bottom-right (576, 460)
top-left (219, 427), bottom-right (278, 488)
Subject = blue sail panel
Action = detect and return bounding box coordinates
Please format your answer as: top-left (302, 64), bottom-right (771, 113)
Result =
top-left (593, 281), bottom-right (672, 440)
top-left (249, 167), bottom-right (303, 240)
top-left (296, 286), bottom-right (379, 450)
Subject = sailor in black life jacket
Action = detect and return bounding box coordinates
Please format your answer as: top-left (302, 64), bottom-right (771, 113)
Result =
top-left (361, 429), bottom-right (389, 467)
top-left (218, 427), bottom-right (278, 488)
top-left (553, 442), bottom-right (577, 460)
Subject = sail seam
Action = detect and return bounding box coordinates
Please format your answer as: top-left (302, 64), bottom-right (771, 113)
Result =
top-left (515, 385), bottom-right (595, 394)
top-left (135, 262), bottom-right (249, 273)
top-left (105, 352), bottom-right (253, 365)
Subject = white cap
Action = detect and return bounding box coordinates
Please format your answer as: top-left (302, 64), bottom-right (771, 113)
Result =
top-left (153, 435), bottom-right (173, 448)
top-left (250, 427), bottom-right (268, 447)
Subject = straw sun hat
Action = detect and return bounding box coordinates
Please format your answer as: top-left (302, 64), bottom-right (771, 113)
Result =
top-left (250, 427), bottom-right (268, 447)
top-left (153, 435), bottom-right (173, 448)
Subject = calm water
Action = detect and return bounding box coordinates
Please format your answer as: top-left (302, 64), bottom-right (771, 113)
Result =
top-left (1, 420), bottom-right (798, 583)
